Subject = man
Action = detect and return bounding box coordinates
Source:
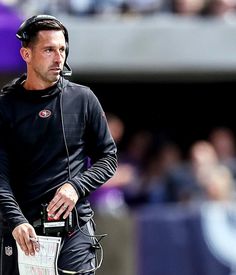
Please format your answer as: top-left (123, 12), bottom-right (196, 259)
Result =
top-left (0, 14), bottom-right (117, 274)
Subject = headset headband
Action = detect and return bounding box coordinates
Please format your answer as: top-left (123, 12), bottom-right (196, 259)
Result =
top-left (16, 14), bottom-right (69, 44)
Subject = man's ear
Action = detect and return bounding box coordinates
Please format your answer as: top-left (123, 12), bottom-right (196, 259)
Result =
top-left (20, 47), bottom-right (31, 63)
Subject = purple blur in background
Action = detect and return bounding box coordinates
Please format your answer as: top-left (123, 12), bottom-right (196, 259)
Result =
top-left (0, 3), bottom-right (25, 73)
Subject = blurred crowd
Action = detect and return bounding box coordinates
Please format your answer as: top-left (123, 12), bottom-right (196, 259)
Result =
top-left (90, 113), bottom-right (236, 215)
top-left (1, 0), bottom-right (236, 18)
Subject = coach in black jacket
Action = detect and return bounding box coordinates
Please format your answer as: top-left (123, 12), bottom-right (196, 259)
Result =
top-left (0, 15), bottom-right (117, 274)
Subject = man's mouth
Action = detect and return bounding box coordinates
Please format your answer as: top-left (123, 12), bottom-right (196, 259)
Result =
top-left (50, 68), bottom-right (61, 74)
top-left (50, 68), bottom-right (61, 71)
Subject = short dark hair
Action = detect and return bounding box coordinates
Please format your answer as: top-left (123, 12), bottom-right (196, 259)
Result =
top-left (21, 20), bottom-right (66, 47)
top-left (16, 15), bottom-right (69, 48)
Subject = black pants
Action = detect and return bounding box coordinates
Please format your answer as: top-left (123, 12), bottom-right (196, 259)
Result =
top-left (0, 220), bottom-right (97, 275)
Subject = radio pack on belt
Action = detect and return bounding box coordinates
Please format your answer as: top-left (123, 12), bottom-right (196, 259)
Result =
top-left (40, 203), bottom-right (75, 236)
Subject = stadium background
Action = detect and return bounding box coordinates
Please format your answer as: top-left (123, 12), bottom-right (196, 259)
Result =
top-left (1, 1), bottom-right (236, 275)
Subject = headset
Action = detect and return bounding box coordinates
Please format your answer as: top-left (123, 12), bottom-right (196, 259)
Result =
top-left (16, 14), bottom-right (72, 77)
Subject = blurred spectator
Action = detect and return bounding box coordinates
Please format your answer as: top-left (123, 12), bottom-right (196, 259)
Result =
top-left (90, 113), bottom-right (138, 215)
top-left (165, 140), bottom-right (220, 203)
top-left (203, 0), bottom-right (236, 17)
top-left (117, 129), bottom-right (154, 207)
top-left (200, 164), bottom-right (236, 201)
top-left (94, 0), bottom-right (125, 15)
top-left (141, 142), bottom-right (183, 204)
top-left (102, 113), bottom-right (137, 190)
top-left (208, 127), bottom-right (236, 180)
top-left (105, 112), bottom-right (125, 145)
top-left (171, 0), bottom-right (207, 16)
top-left (120, 129), bottom-right (153, 169)
top-left (124, 0), bottom-right (166, 15)
top-left (68, 0), bottom-right (95, 15)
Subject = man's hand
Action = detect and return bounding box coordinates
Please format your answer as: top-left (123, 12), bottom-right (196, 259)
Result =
top-left (12, 223), bottom-right (39, 256)
top-left (47, 183), bottom-right (79, 220)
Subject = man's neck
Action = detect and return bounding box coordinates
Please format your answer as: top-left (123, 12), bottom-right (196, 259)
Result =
top-left (23, 78), bottom-right (57, 90)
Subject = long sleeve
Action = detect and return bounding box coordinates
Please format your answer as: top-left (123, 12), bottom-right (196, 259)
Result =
top-left (0, 110), bottom-right (28, 231)
top-left (69, 90), bottom-right (118, 198)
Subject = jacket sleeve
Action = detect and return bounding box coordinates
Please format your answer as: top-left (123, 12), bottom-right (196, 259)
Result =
top-left (0, 108), bottom-right (28, 231)
top-left (69, 90), bottom-right (118, 198)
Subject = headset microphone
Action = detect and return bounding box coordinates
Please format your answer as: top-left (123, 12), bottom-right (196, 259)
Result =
top-left (60, 62), bottom-right (72, 77)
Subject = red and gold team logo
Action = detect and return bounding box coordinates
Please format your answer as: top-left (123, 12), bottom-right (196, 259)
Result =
top-left (39, 109), bottom-right (52, 118)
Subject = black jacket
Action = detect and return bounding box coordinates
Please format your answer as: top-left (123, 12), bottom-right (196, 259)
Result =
top-left (0, 75), bottom-right (117, 231)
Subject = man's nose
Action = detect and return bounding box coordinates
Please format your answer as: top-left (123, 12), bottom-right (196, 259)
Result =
top-left (54, 50), bottom-right (63, 63)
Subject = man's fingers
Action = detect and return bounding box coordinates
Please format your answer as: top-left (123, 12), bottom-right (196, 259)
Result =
top-left (53, 203), bottom-right (70, 220)
top-left (63, 207), bottom-right (73, 219)
top-left (12, 223), bottom-right (39, 255)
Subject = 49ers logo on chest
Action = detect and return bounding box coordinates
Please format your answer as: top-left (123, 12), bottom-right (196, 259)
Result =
top-left (39, 109), bottom-right (52, 118)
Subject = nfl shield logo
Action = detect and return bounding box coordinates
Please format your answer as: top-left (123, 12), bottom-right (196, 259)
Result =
top-left (5, 246), bottom-right (13, 256)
